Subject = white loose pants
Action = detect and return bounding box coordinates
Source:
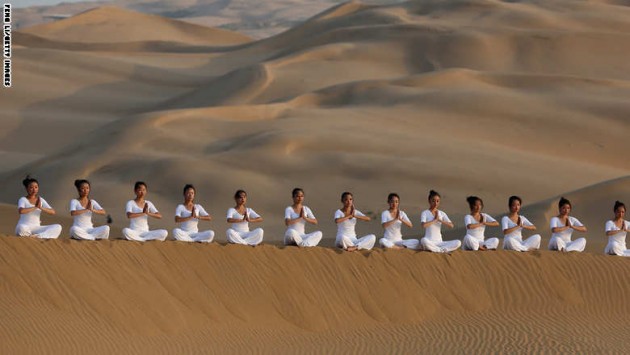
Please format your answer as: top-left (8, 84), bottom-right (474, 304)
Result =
top-left (503, 234), bottom-right (541, 252)
top-left (462, 235), bottom-right (499, 251)
top-left (548, 236), bottom-right (586, 252)
top-left (70, 226), bottom-right (110, 240)
top-left (122, 228), bottom-right (168, 242)
top-left (284, 230), bottom-right (322, 247)
top-left (173, 229), bottom-right (215, 243)
top-left (421, 238), bottom-right (461, 253)
top-left (379, 238), bottom-right (421, 250)
top-left (16, 224), bottom-right (62, 239)
top-left (337, 234), bottom-right (376, 250)
top-left (227, 228), bottom-right (263, 246)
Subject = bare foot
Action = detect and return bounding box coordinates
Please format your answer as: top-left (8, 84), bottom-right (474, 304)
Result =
top-left (479, 245), bottom-right (488, 251)
top-left (392, 245), bottom-right (404, 250)
top-left (346, 246), bottom-right (358, 252)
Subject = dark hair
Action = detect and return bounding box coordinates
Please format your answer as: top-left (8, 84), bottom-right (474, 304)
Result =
top-left (183, 184), bottom-right (195, 195)
top-left (292, 188), bottom-right (304, 198)
top-left (341, 191), bottom-right (352, 201)
top-left (234, 189), bottom-right (247, 199)
top-left (614, 201), bottom-right (626, 212)
top-left (134, 181), bottom-right (147, 190)
top-left (508, 195), bottom-right (522, 207)
top-left (22, 175), bottom-right (38, 188)
top-left (558, 197), bottom-right (571, 209)
top-left (387, 193), bottom-right (399, 202)
top-left (428, 190), bottom-right (440, 201)
top-left (467, 196), bottom-right (483, 210)
top-left (74, 179), bottom-right (90, 191)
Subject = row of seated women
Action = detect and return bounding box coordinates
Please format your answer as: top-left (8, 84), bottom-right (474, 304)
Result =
top-left (14, 176), bottom-right (630, 257)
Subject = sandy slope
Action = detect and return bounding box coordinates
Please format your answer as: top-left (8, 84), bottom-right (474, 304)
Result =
top-left (14, 0), bottom-right (407, 38)
top-left (19, 6), bottom-right (252, 45)
top-left (1, 237), bottom-right (630, 353)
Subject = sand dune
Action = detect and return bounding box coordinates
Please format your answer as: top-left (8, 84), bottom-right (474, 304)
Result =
top-left (20, 6), bottom-right (252, 45)
top-left (1, 237), bottom-right (630, 353)
top-left (3, 0), bottom-right (630, 351)
top-left (14, 0), bottom-right (403, 39)
top-left (14, 31), bottom-right (247, 53)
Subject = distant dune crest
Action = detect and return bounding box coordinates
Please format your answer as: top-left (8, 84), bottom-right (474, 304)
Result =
top-left (20, 5), bottom-right (252, 45)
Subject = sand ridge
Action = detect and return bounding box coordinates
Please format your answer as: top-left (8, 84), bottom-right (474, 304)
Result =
top-left (20, 6), bottom-right (252, 45)
top-left (1, 236), bottom-right (630, 353)
top-left (13, 0), bottom-right (404, 39)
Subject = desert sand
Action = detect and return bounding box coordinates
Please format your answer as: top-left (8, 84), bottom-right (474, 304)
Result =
top-left (2, 0), bottom-right (630, 352)
top-left (1, 234), bottom-right (630, 353)
top-left (14, 0), bottom-right (407, 38)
